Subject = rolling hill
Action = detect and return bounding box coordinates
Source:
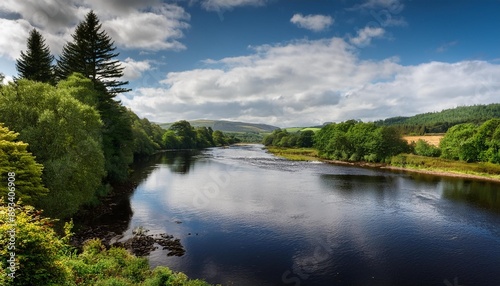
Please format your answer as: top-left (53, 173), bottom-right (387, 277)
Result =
top-left (159, 119), bottom-right (280, 133)
top-left (375, 103), bottom-right (500, 134)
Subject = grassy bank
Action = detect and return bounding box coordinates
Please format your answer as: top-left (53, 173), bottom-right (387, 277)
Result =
top-left (389, 153), bottom-right (500, 181)
top-left (265, 147), bottom-right (319, 161)
top-left (265, 147), bottom-right (500, 181)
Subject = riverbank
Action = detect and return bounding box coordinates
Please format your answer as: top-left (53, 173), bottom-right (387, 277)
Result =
top-left (265, 147), bottom-right (500, 182)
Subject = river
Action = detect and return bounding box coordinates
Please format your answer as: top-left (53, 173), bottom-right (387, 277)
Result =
top-left (113, 144), bottom-right (500, 285)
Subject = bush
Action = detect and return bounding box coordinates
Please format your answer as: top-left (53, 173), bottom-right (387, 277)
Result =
top-left (414, 139), bottom-right (441, 157)
top-left (0, 202), bottom-right (70, 286)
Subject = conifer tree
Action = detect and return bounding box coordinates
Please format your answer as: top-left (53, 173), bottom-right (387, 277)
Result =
top-left (16, 29), bottom-right (54, 84)
top-left (56, 10), bottom-right (130, 95)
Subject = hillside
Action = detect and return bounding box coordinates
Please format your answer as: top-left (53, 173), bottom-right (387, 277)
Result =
top-left (159, 119), bottom-right (280, 133)
top-left (375, 103), bottom-right (500, 134)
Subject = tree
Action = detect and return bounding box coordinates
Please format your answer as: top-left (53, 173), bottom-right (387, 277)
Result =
top-left (169, 121), bottom-right (197, 149)
top-left (0, 79), bottom-right (105, 218)
top-left (440, 123), bottom-right (478, 162)
top-left (414, 139), bottom-right (440, 157)
top-left (213, 130), bottom-right (227, 146)
top-left (297, 130), bottom-right (315, 147)
top-left (56, 11), bottom-right (129, 95)
top-left (16, 29), bottom-right (55, 84)
top-left (0, 124), bottom-right (48, 205)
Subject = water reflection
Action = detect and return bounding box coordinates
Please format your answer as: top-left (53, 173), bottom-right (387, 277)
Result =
top-left (158, 150), bottom-right (203, 174)
top-left (442, 179), bottom-right (500, 212)
top-left (112, 146), bottom-right (500, 286)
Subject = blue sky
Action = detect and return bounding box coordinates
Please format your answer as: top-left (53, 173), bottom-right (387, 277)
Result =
top-left (1, 0), bottom-right (500, 127)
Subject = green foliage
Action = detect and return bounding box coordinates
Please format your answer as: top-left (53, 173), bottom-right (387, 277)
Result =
top-left (0, 204), bottom-right (215, 286)
top-left (440, 123), bottom-right (478, 162)
top-left (162, 130), bottom-right (180, 149)
top-left (0, 124), bottom-right (48, 204)
top-left (212, 130), bottom-right (227, 146)
top-left (16, 29), bottom-right (55, 84)
top-left (413, 139), bottom-right (441, 157)
top-left (0, 79), bottom-right (105, 217)
top-left (169, 120), bottom-right (198, 149)
top-left (376, 103), bottom-right (500, 134)
top-left (56, 11), bottom-right (129, 95)
top-left (165, 121), bottom-right (238, 149)
top-left (439, 119), bottom-right (500, 164)
top-left (314, 121), bottom-right (409, 162)
top-left (57, 73), bottom-right (100, 106)
top-left (0, 203), bottom-right (70, 285)
top-left (262, 129), bottom-right (315, 148)
top-left (127, 109), bottom-right (164, 157)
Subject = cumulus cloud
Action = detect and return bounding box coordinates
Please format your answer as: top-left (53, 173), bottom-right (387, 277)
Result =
top-left (0, 19), bottom-right (32, 60)
top-left (103, 4), bottom-right (190, 51)
top-left (121, 58), bottom-right (152, 81)
top-left (119, 36), bottom-right (500, 126)
top-left (0, 0), bottom-right (190, 63)
top-left (290, 14), bottom-right (333, 32)
top-left (200, 0), bottom-right (266, 11)
top-left (349, 26), bottom-right (385, 47)
top-left (119, 37), bottom-right (401, 125)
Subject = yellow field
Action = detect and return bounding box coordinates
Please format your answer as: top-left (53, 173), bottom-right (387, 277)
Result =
top-left (403, 135), bottom-right (444, 147)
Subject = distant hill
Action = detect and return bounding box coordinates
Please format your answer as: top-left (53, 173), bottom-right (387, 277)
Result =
top-left (375, 103), bottom-right (500, 134)
top-left (159, 119), bottom-right (280, 133)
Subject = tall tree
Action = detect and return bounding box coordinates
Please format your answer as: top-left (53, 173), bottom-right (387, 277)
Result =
top-left (56, 10), bottom-right (130, 95)
top-left (16, 29), bottom-right (54, 84)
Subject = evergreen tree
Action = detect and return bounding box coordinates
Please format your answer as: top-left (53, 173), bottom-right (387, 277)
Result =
top-left (56, 10), bottom-right (130, 95)
top-left (16, 29), bottom-right (54, 84)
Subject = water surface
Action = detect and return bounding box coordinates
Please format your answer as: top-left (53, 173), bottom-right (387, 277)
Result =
top-left (119, 144), bottom-right (500, 286)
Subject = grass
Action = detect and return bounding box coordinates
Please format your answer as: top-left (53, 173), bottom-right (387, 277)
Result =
top-left (266, 147), bottom-right (319, 161)
top-left (390, 154), bottom-right (500, 180)
top-left (403, 134), bottom-right (444, 147)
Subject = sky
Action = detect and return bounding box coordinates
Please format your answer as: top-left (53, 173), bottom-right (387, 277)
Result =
top-left (1, 0), bottom-right (500, 127)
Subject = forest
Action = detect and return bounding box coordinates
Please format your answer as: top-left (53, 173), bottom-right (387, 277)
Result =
top-left (0, 11), bottom-right (222, 285)
top-left (375, 103), bottom-right (500, 134)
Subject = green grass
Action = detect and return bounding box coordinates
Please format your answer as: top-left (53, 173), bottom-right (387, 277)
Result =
top-left (390, 154), bottom-right (500, 180)
top-left (266, 147), bottom-right (319, 161)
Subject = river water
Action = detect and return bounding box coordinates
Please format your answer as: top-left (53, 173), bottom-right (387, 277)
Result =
top-left (117, 144), bottom-right (500, 285)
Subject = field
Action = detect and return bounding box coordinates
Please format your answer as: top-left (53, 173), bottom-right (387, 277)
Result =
top-left (403, 135), bottom-right (444, 146)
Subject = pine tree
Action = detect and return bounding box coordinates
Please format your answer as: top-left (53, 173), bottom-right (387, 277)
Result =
top-left (56, 10), bottom-right (130, 95)
top-left (16, 29), bottom-right (54, 84)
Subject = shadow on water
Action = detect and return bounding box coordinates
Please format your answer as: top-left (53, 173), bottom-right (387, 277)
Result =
top-left (442, 179), bottom-right (500, 213)
top-left (158, 150), bottom-right (203, 174)
top-left (319, 173), bottom-right (399, 193)
top-left (73, 150), bottom-right (207, 246)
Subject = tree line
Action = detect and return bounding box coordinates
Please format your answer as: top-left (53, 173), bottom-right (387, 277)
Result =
top-left (375, 104), bottom-right (500, 134)
top-left (264, 118), bottom-right (500, 166)
top-left (263, 121), bottom-right (409, 162)
top-left (0, 11), bottom-right (234, 218)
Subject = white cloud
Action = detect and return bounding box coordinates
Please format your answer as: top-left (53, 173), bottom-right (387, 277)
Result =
top-left (0, 19), bottom-right (32, 60)
top-left (103, 4), bottom-right (190, 51)
top-left (119, 36), bottom-right (500, 127)
top-left (121, 58), bottom-right (152, 81)
top-left (0, 0), bottom-right (190, 64)
top-left (201, 0), bottom-right (266, 11)
top-left (290, 14), bottom-right (333, 32)
top-left (349, 26), bottom-right (385, 47)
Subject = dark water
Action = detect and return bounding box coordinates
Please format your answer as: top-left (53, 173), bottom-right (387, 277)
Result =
top-left (118, 144), bottom-right (500, 286)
